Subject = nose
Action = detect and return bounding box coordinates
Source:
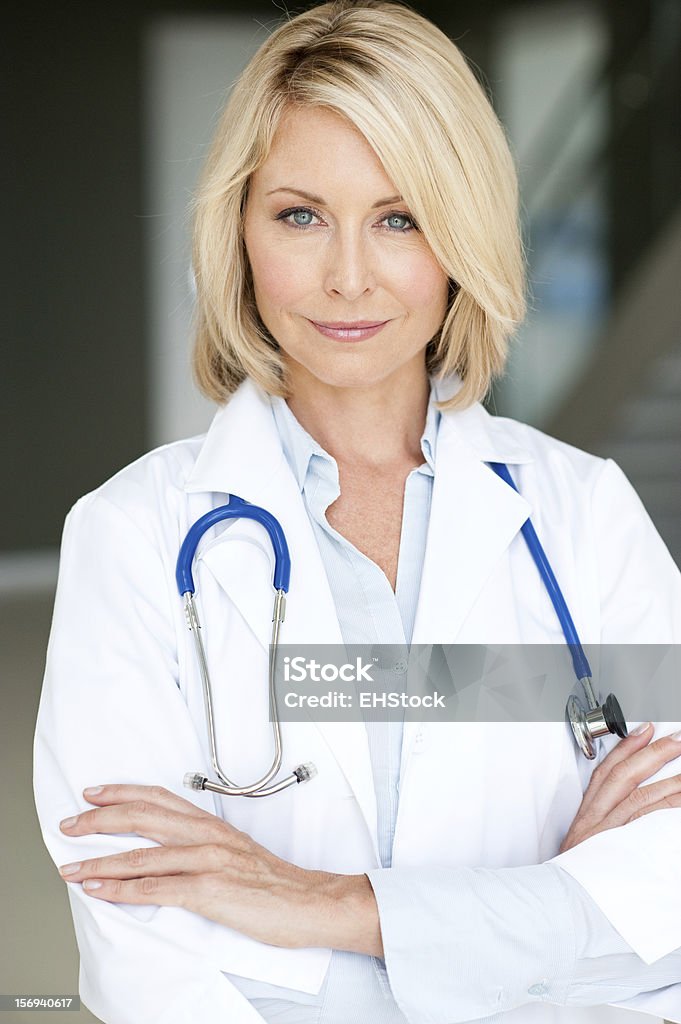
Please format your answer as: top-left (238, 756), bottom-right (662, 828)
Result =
top-left (322, 228), bottom-right (376, 301)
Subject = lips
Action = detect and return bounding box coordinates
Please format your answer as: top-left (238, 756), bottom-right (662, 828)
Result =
top-left (307, 319), bottom-right (390, 342)
top-left (312, 320), bottom-right (387, 329)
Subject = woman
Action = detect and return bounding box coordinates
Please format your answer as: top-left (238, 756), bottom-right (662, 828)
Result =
top-left (33, 2), bottom-right (681, 1023)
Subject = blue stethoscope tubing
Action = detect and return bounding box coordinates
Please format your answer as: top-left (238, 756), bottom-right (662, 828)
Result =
top-left (177, 495), bottom-right (291, 595)
top-left (177, 463), bottom-right (628, 799)
top-left (487, 463), bottom-right (627, 756)
top-left (487, 463), bottom-right (591, 681)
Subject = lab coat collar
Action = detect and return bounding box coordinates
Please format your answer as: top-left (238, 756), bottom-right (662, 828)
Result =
top-left (184, 372), bottom-right (533, 497)
top-left (185, 376), bottom-right (287, 499)
top-left (430, 372), bottom-right (534, 466)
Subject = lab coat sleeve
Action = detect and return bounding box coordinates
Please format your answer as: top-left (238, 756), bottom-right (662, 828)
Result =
top-left (33, 492), bottom-right (273, 1024)
top-left (561, 862), bottom-right (681, 1019)
top-left (550, 459), bottom-right (681, 961)
top-left (366, 861), bottom-right (681, 1024)
top-left (548, 456), bottom-right (681, 1022)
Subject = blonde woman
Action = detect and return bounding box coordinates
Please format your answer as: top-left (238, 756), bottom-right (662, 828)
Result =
top-left (34, 2), bottom-right (681, 1023)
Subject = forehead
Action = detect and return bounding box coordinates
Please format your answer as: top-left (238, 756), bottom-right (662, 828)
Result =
top-left (251, 105), bottom-right (397, 195)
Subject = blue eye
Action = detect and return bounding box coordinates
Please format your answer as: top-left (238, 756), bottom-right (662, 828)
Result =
top-left (275, 206), bottom-right (417, 233)
top-left (384, 213), bottom-right (414, 231)
top-left (288, 209), bottom-right (316, 228)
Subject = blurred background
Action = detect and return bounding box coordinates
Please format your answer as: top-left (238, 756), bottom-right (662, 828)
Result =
top-left (3, 0), bottom-right (680, 1019)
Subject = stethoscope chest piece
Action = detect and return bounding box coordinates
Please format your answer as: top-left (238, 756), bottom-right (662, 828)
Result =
top-left (567, 692), bottom-right (628, 760)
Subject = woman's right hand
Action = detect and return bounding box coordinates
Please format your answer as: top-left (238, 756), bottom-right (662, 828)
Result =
top-left (559, 723), bottom-right (681, 853)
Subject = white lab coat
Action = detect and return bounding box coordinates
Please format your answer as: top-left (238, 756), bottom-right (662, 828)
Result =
top-left (34, 373), bottom-right (681, 1024)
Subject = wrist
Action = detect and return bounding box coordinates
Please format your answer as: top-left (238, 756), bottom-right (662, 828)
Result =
top-left (306, 871), bottom-right (384, 957)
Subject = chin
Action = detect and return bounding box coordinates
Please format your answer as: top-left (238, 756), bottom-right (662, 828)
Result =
top-left (295, 359), bottom-right (403, 392)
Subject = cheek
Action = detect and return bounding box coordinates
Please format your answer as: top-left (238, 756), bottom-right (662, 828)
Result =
top-left (397, 252), bottom-right (449, 312)
top-left (369, 238), bottom-right (447, 309)
top-left (247, 235), bottom-right (310, 311)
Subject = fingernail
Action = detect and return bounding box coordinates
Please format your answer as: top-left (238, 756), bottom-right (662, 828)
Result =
top-left (667, 729), bottom-right (681, 742)
top-left (83, 786), bottom-right (103, 796)
top-left (83, 880), bottom-right (102, 890)
top-left (631, 721), bottom-right (652, 736)
top-left (60, 816), bottom-right (78, 829)
top-left (59, 862), bottom-right (81, 875)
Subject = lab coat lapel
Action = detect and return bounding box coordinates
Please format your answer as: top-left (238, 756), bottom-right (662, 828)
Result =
top-left (411, 376), bottom-right (534, 646)
top-left (184, 379), bottom-right (380, 860)
top-left (400, 379), bottom-right (535, 782)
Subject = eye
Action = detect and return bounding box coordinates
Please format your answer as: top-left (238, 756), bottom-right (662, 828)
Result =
top-left (275, 206), bottom-right (417, 233)
top-left (277, 207), bottom-right (320, 229)
top-left (382, 212), bottom-right (416, 232)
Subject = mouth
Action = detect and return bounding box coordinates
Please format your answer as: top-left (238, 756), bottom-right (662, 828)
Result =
top-left (307, 319), bottom-right (390, 341)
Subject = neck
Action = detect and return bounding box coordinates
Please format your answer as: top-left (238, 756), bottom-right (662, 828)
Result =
top-left (284, 359), bottom-right (431, 471)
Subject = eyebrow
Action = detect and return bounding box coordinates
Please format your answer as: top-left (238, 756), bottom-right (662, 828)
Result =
top-left (266, 186), bottom-right (404, 209)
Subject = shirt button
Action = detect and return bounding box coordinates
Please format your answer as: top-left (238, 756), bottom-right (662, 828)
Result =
top-left (527, 982), bottom-right (548, 997)
top-left (393, 660), bottom-right (408, 674)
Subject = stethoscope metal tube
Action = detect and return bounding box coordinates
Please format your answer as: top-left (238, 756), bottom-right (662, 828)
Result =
top-left (176, 497), bottom-right (317, 797)
top-left (487, 462), bottom-right (628, 759)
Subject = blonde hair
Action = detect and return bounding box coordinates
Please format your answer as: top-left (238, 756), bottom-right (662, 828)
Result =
top-left (192, 0), bottom-right (527, 411)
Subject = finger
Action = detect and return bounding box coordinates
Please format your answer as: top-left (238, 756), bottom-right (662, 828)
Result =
top-left (578, 723), bottom-right (655, 809)
top-left (627, 793), bottom-right (681, 823)
top-left (80, 784), bottom-right (213, 819)
top-left (615, 771), bottom-right (681, 825)
top-left (77, 872), bottom-right (198, 909)
top-left (60, 842), bottom-right (241, 882)
top-left (59, 799), bottom-right (226, 847)
top-left (585, 730), bottom-right (681, 821)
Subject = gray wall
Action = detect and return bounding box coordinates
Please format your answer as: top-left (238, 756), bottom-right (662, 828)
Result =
top-left (6, 6), bottom-right (148, 552)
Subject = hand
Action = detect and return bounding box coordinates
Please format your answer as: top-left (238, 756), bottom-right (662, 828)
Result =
top-left (559, 724), bottom-right (681, 853)
top-left (58, 784), bottom-right (383, 956)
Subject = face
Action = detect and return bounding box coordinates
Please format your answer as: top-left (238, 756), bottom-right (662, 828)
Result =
top-left (242, 105), bottom-right (450, 394)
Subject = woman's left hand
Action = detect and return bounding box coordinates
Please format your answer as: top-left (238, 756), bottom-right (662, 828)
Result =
top-left (58, 784), bottom-right (382, 955)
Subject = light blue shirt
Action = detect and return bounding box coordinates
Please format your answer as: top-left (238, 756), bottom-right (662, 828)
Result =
top-left (224, 383), bottom-right (681, 1023)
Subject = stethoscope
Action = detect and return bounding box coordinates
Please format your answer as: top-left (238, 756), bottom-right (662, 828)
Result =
top-left (176, 463), bottom-right (628, 799)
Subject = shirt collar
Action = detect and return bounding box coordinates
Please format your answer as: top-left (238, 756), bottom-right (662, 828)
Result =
top-left (269, 380), bottom-right (441, 494)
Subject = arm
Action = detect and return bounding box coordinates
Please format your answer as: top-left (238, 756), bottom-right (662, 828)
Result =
top-left (33, 492), bottom-right (328, 1024)
top-left (362, 459), bottom-right (681, 1024)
